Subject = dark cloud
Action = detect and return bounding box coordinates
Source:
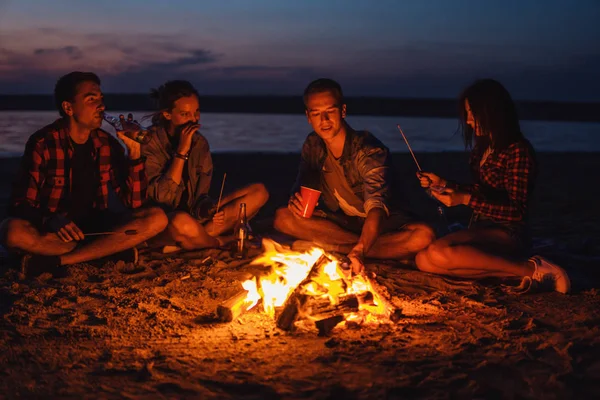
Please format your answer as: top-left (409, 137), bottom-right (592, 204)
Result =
top-left (0, 30), bottom-right (598, 101)
top-left (33, 46), bottom-right (83, 60)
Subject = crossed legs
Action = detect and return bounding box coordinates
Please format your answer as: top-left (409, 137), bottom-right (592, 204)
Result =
top-left (160, 183), bottom-right (269, 250)
top-left (0, 206), bottom-right (168, 265)
top-left (273, 207), bottom-right (435, 260)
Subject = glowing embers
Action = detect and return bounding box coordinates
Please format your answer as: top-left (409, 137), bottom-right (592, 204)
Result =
top-left (221, 239), bottom-right (394, 332)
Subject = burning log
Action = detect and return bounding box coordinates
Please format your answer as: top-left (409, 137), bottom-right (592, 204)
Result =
top-left (217, 290), bottom-right (254, 322)
top-left (309, 295), bottom-right (359, 336)
top-left (276, 254), bottom-right (332, 330)
top-left (307, 294), bottom-right (359, 321)
top-left (315, 315), bottom-right (345, 336)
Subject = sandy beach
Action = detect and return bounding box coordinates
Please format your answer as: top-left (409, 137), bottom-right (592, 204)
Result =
top-left (1, 152), bottom-right (600, 399)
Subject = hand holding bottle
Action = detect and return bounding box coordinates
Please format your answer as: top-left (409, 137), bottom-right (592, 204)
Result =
top-left (103, 113), bottom-right (151, 145)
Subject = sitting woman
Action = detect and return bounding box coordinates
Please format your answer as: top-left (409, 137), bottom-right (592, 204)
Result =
top-left (141, 80), bottom-right (269, 251)
top-left (415, 79), bottom-right (570, 293)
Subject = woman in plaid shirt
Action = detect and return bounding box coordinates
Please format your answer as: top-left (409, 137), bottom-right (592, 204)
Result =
top-left (414, 79), bottom-right (571, 293)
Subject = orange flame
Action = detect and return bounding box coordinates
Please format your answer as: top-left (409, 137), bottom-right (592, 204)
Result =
top-left (240, 239), bottom-right (393, 324)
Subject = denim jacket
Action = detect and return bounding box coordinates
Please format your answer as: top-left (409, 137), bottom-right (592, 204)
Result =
top-left (292, 128), bottom-right (391, 215)
top-left (141, 125), bottom-right (213, 211)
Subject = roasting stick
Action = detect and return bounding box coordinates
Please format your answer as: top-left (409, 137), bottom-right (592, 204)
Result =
top-left (396, 124), bottom-right (422, 171)
top-left (85, 229), bottom-right (138, 237)
top-left (397, 124), bottom-right (446, 220)
top-left (211, 173), bottom-right (227, 236)
top-left (216, 173), bottom-right (227, 213)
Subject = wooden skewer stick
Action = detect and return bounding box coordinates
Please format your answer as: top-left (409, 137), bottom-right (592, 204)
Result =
top-left (215, 173), bottom-right (227, 213)
top-left (85, 229), bottom-right (138, 237)
top-left (396, 124), bottom-right (422, 171)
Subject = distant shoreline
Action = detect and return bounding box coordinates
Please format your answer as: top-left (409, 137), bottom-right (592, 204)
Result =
top-left (1, 95), bottom-right (599, 122)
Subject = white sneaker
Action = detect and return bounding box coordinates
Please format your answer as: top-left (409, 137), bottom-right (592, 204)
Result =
top-left (530, 256), bottom-right (571, 294)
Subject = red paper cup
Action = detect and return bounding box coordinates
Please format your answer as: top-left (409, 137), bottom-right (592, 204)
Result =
top-left (300, 186), bottom-right (321, 218)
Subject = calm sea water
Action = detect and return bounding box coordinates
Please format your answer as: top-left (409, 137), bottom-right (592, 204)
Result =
top-left (1, 111), bottom-right (599, 157)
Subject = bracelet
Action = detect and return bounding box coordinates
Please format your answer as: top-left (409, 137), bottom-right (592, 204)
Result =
top-left (174, 152), bottom-right (189, 161)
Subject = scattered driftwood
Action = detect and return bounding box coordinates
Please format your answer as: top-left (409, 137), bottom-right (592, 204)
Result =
top-left (217, 289), bottom-right (253, 322)
top-left (276, 254), bottom-right (332, 331)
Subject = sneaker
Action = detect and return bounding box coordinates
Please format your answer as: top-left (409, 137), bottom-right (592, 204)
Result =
top-left (530, 256), bottom-right (571, 294)
top-left (20, 254), bottom-right (62, 279)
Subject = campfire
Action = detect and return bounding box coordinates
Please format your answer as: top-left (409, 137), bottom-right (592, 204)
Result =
top-left (217, 239), bottom-right (396, 334)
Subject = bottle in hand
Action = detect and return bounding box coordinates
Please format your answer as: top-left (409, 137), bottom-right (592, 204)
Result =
top-left (234, 203), bottom-right (250, 259)
top-left (103, 113), bottom-right (152, 144)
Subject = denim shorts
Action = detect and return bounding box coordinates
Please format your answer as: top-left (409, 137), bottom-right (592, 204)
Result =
top-left (469, 214), bottom-right (530, 252)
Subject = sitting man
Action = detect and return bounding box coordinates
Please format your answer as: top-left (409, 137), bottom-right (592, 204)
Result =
top-left (0, 71), bottom-right (168, 278)
top-left (142, 80), bottom-right (269, 251)
top-left (274, 78), bottom-right (435, 273)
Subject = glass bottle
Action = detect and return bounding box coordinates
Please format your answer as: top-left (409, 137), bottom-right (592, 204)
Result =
top-left (234, 203), bottom-right (249, 259)
top-left (103, 113), bottom-right (152, 144)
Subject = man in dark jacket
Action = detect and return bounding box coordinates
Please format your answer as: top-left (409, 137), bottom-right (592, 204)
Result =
top-left (274, 79), bottom-right (434, 273)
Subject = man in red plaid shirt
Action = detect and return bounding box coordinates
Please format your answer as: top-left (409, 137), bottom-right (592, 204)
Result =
top-left (0, 72), bottom-right (167, 278)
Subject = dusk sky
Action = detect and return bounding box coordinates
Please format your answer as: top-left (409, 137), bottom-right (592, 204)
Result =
top-left (0, 0), bottom-right (599, 101)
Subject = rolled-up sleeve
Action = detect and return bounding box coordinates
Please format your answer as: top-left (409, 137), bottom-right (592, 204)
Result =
top-left (358, 147), bottom-right (390, 216)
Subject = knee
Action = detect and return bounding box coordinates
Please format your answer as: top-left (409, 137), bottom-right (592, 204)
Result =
top-left (0, 218), bottom-right (34, 250)
top-left (250, 183), bottom-right (269, 206)
top-left (273, 207), bottom-right (295, 233)
top-left (421, 241), bottom-right (454, 268)
top-left (143, 206), bottom-right (168, 233)
top-left (408, 223), bottom-right (436, 252)
top-left (168, 211), bottom-right (198, 239)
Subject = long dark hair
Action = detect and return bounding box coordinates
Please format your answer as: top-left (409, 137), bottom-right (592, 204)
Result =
top-left (147, 80), bottom-right (200, 126)
top-left (458, 79), bottom-right (522, 153)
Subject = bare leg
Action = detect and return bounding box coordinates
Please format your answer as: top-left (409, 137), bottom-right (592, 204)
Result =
top-left (0, 218), bottom-right (77, 256)
top-left (274, 209), bottom-right (434, 260)
top-left (162, 211), bottom-right (220, 250)
top-left (415, 228), bottom-right (535, 279)
top-left (335, 223), bottom-right (436, 259)
top-left (273, 207), bottom-right (359, 245)
top-left (59, 206), bottom-right (168, 265)
top-left (205, 183), bottom-right (269, 236)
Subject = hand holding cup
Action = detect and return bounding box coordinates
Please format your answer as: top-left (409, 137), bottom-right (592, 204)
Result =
top-left (288, 186), bottom-right (321, 218)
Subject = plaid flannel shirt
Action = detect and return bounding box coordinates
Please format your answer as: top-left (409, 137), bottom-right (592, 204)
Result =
top-left (462, 139), bottom-right (536, 223)
top-left (9, 119), bottom-right (147, 222)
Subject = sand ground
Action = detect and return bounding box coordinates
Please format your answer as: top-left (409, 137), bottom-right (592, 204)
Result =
top-left (1, 152), bottom-right (599, 399)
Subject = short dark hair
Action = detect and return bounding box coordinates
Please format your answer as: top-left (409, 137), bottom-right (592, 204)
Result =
top-left (54, 71), bottom-right (101, 117)
top-left (149, 80), bottom-right (200, 125)
top-left (458, 79), bottom-right (522, 152)
top-left (303, 78), bottom-right (344, 108)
